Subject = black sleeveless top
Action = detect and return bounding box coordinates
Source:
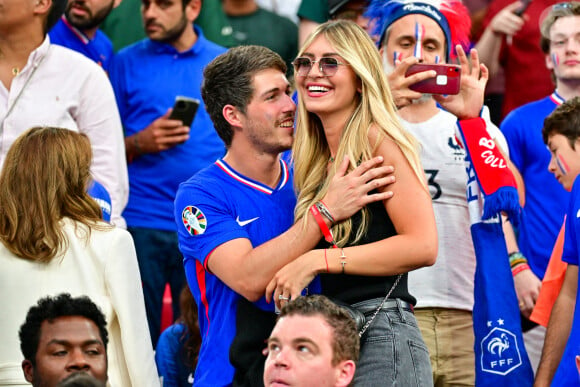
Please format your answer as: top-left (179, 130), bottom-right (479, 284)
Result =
top-left (318, 198), bottom-right (416, 305)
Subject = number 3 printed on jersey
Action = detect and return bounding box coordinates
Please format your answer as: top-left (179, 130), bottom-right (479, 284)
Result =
top-left (425, 169), bottom-right (441, 200)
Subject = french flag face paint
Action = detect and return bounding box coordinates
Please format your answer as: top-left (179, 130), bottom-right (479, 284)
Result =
top-left (552, 53), bottom-right (560, 67)
top-left (414, 22), bottom-right (425, 59)
top-left (556, 153), bottom-right (570, 175)
top-left (393, 51), bottom-right (402, 65)
top-left (435, 55), bottom-right (440, 64)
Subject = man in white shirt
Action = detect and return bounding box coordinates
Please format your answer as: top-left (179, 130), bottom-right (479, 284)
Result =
top-left (0, 0), bottom-right (128, 227)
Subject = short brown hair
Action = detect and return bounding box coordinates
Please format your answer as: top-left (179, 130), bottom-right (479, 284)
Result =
top-left (278, 295), bottom-right (360, 365)
top-left (540, 2), bottom-right (580, 53)
top-left (201, 45), bottom-right (286, 147)
top-left (542, 97), bottom-right (580, 146)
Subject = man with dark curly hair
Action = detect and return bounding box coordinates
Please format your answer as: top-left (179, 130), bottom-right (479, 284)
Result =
top-left (19, 294), bottom-right (109, 387)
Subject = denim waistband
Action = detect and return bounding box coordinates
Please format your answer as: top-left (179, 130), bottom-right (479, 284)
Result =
top-left (351, 297), bottom-right (414, 314)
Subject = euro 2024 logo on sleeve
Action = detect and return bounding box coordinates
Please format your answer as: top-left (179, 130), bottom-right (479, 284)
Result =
top-left (182, 206), bottom-right (207, 236)
top-left (480, 319), bottom-right (523, 375)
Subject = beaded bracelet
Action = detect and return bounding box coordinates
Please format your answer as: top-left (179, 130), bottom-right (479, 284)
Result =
top-left (508, 251), bottom-right (527, 266)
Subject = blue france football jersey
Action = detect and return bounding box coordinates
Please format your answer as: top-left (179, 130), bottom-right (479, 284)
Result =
top-left (501, 93), bottom-right (569, 278)
top-left (553, 176), bottom-right (580, 385)
top-left (174, 158), bottom-right (318, 386)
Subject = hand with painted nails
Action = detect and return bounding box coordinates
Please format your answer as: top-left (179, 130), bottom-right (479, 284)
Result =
top-left (387, 56), bottom-right (437, 109)
top-left (434, 46), bottom-right (488, 120)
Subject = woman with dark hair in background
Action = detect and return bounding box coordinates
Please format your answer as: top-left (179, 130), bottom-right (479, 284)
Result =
top-left (156, 285), bottom-right (201, 387)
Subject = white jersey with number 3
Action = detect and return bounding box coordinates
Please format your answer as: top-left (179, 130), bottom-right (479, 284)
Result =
top-left (402, 108), bottom-right (507, 310)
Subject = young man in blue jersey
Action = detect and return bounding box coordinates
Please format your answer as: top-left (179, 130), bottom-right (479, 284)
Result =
top-left (497, 2), bottom-right (580, 370)
top-left (174, 45), bottom-right (394, 386)
top-left (536, 97), bottom-right (580, 386)
top-left (49, 0), bottom-right (119, 70)
top-left (108, 0), bottom-right (226, 348)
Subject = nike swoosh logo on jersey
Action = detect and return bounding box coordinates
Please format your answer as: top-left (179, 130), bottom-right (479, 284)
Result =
top-left (236, 216), bottom-right (259, 226)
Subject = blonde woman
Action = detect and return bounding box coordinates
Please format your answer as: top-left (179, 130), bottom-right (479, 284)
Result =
top-left (0, 127), bottom-right (159, 387)
top-left (266, 20), bottom-right (437, 385)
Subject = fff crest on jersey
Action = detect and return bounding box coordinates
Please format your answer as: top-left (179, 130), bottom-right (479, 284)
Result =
top-left (182, 206), bottom-right (207, 236)
top-left (480, 327), bottom-right (523, 375)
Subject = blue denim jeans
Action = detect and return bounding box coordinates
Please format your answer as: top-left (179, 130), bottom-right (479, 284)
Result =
top-left (128, 227), bottom-right (185, 348)
top-left (352, 298), bottom-right (433, 386)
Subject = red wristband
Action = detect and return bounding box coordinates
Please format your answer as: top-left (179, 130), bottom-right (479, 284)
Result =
top-left (511, 263), bottom-right (530, 277)
top-left (310, 204), bottom-right (337, 248)
top-left (324, 249), bottom-right (330, 273)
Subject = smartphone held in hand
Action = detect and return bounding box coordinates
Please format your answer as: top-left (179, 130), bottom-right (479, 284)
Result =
top-left (405, 64), bottom-right (461, 95)
top-left (169, 96), bottom-right (200, 127)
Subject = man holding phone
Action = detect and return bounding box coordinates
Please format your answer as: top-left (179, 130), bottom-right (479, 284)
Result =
top-left (108, 0), bottom-right (226, 347)
top-left (368, 0), bottom-right (522, 383)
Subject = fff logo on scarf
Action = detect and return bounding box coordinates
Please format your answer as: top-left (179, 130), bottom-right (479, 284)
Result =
top-left (480, 323), bottom-right (524, 375)
top-left (479, 138), bottom-right (506, 169)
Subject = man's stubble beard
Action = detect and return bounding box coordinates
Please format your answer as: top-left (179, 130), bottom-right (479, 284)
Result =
top-left (65, 0), bottom-right (114, 31)
top-left (148, 15), bottom-right (189, 46)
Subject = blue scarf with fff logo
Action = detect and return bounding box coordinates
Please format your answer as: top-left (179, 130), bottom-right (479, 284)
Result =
top-left (455, 118), bottom-right (534, 386)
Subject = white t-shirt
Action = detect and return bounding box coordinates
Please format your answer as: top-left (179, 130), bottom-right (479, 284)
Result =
top-left (403, 108), bottom-right (507, 310)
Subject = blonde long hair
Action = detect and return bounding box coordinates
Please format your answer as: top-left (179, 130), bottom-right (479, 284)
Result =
top-left (293, 20), bottom-right (426, 246)
top-left (0, 127), bottom-right (109, 262)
